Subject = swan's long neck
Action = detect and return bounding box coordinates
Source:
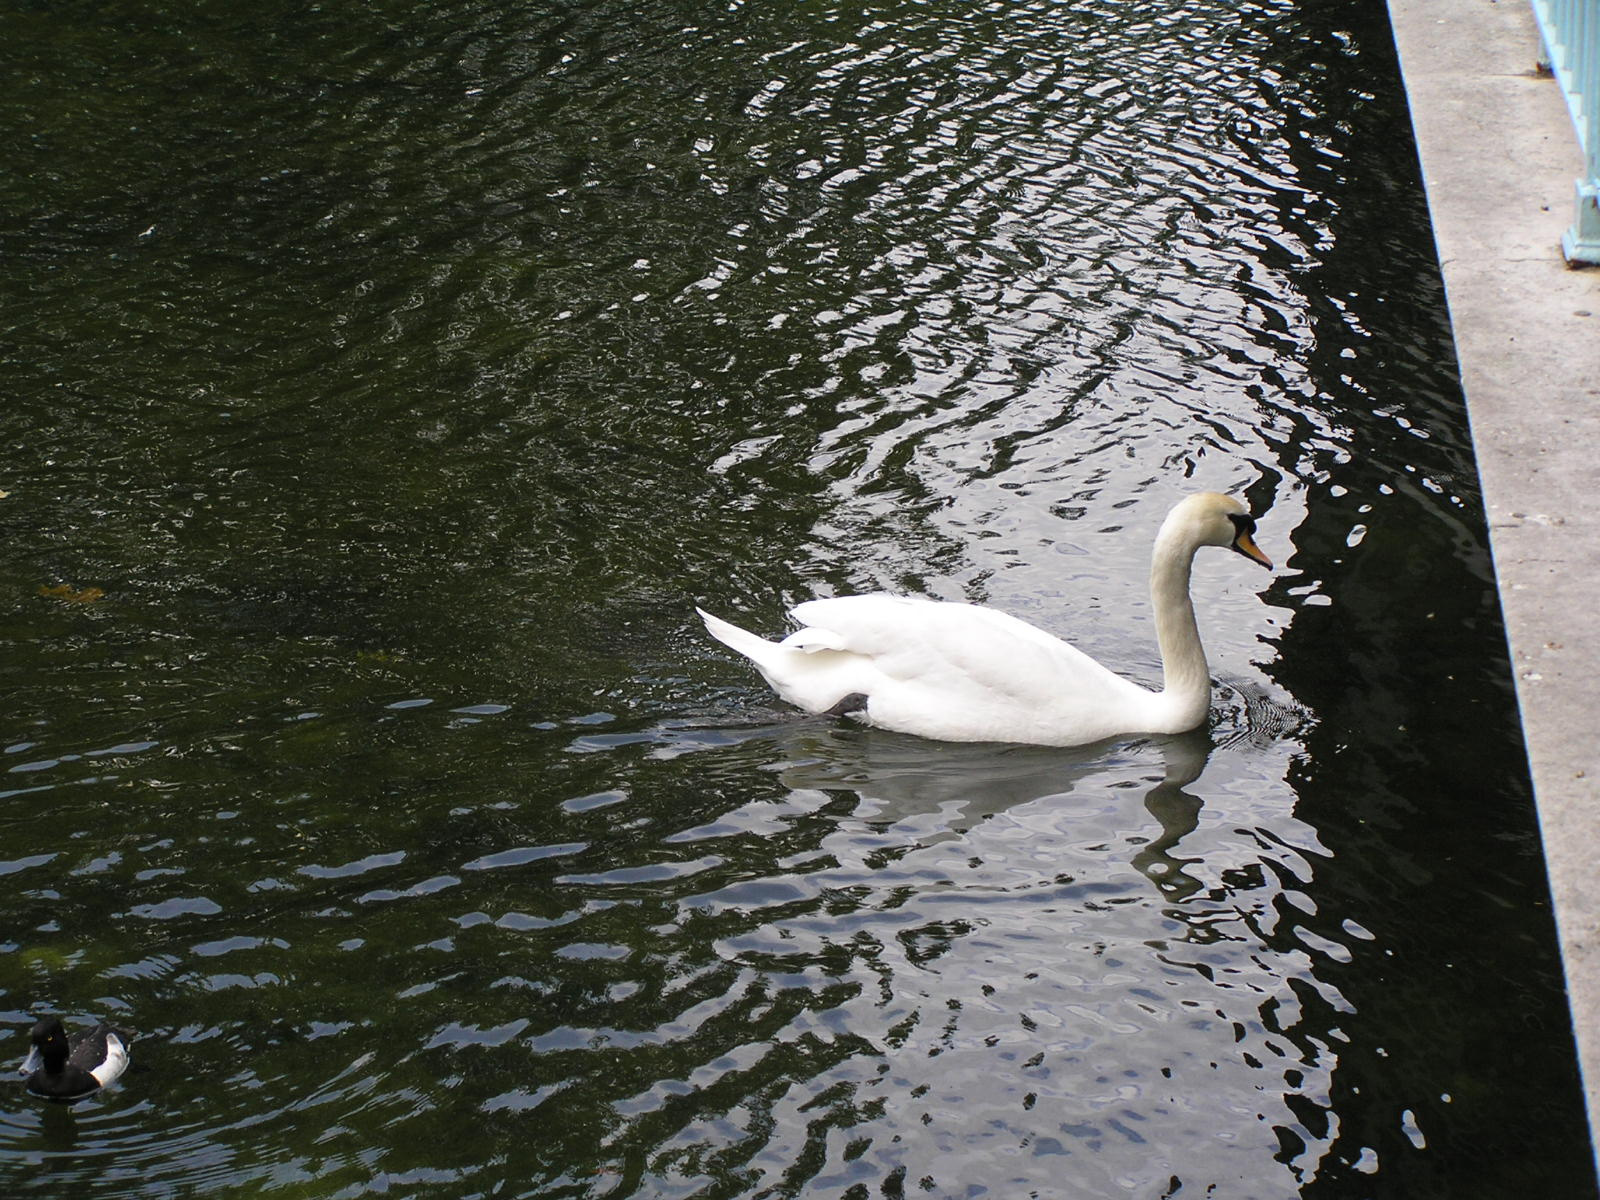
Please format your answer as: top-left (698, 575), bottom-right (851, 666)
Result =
top-left (1149, 518), bottom-right (1211, 731)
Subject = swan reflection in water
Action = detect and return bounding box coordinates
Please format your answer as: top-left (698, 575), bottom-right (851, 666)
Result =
top-left (765, 723), bottom-right (1219, 904)
top-left (622, 671), bottom-right (1308, 920)
top-left (635, 707), bottom-right (1330, 1196)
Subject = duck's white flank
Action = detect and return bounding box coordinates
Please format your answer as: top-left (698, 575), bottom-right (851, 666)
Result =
top-left (91, 1031), bottom-right (130, 1087)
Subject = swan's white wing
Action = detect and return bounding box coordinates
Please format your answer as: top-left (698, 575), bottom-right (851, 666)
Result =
top-left (789, 595), bottom-right (1131, 704)
top-left (787, 595), bottom-right (1155, 743)
top-left (778, 626), bottom-right (849, 653)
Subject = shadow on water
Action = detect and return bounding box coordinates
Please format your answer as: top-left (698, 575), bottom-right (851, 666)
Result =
top-left (1244, 5), bottom-right (1596, 1197)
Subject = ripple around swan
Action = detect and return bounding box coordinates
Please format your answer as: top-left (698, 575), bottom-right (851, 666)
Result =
top-left (1, 0), bottom-right (1592, 1194)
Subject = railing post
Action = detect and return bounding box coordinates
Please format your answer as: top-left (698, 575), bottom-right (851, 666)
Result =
top-left (1531, 0), bottom-right (1600, 264)
top-left (1567, 179), bottom-right (1600, 265)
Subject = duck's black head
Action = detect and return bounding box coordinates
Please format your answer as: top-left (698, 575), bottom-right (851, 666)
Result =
top-left (30, 1016), bottom-right (69, 1066)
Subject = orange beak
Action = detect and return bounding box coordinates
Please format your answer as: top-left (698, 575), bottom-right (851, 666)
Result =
top-left (1232, 530), bottom-right (1273, 570)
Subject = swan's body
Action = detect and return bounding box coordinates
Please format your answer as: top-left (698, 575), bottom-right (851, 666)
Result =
top-left (698, 492), bottom-right (1271, 746)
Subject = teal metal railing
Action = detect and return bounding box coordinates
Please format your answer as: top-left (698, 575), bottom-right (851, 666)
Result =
top-left (1531, 0), bottom-right (1600, 263)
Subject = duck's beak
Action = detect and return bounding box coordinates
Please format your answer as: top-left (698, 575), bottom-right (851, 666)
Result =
top-left (1231, 530), bottom-right (1273, 570)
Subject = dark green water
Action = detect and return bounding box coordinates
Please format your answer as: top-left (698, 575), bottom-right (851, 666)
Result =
top-left (2, 0), bottom-right (1594, 1196)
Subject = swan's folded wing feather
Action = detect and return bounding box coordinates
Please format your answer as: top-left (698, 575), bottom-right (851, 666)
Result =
top-left (778, 626), bottom-right (849, 653)
top-left (788, 595), bottom-right (1132, 706)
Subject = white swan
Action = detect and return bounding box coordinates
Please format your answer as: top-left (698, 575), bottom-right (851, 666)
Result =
top-left (697, 492), bottom-right (1271, 746)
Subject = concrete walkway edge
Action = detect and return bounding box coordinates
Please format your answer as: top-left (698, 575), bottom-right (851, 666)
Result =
top-left (1386, 0), bottom-right (1600, 1184)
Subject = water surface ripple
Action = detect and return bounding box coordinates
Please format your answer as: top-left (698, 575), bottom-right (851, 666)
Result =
top-left (0, 0), bottom-right (1590, 1197)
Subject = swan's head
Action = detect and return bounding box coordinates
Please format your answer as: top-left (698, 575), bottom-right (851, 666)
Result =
top-left (1169, 492), bottom-right (1273, 569)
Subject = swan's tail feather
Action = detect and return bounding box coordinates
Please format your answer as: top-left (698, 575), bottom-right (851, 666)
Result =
top-left (697, 608), bottom-right (780, 664)
top-left (699, 607), bottom-right (872, 715)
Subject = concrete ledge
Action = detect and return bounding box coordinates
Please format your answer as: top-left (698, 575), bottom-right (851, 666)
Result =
top-left (1387, 0), bottom-right (1600, 1181)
